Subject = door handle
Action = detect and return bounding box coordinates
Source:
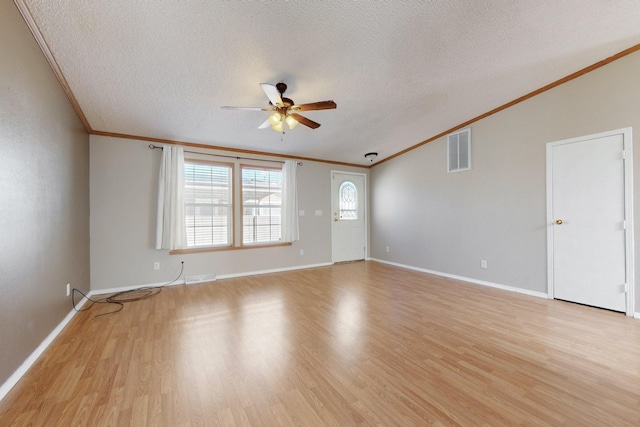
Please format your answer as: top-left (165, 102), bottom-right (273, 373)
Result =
top-left (555, 219), bottom-right (563, 225)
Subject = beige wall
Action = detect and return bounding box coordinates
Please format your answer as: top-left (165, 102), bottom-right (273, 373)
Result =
top-left (0, 2), bottom-right (90, 385)
top-left (371, 50), bottom-right (640, 309)
top-left (90, 135), bottom-right (368, 291)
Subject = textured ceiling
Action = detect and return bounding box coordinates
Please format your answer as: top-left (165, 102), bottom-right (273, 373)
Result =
top-left (18, 0), bottom-right (640, 166)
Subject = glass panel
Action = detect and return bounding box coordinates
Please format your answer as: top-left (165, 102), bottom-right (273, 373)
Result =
top-left (242, 167), bottom-right (283, 244)
top-left (339, 181), bottom-right (358, 220)
top-left (448, 133), bottom-right (459, 171)
top-left (184, 162), bottom-right (232, 247)
top-left (458, 131), bottom-right (469, 169)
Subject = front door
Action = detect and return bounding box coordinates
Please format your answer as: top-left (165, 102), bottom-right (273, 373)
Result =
top-left (331, 172), bottom-right (366, 263)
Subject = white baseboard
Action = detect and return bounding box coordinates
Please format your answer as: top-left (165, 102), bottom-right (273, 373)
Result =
top-left (370, 258), bottom-right (549, 299)
top-left (217, 262), bottom-right (333, 280)
top-left (90, 262), bottom-right (334, 296)
top-left (92, 278), bottom-right (186, 296)
top-left (0, 295), bottom-right (89, 403)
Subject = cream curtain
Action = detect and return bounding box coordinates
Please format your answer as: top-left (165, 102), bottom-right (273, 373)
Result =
top-left (156, 145), bottom-right (186, 250)
top-left (282, 159), bottom-right (299, 242)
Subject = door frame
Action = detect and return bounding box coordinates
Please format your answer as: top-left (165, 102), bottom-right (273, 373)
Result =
top-left (331, 170), bottom-right (368, 263)
top-left (546, 127), bottom-right (634, 316)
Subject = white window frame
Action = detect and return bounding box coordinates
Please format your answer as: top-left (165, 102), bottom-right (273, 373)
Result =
top-left (241, 165), bottom-right (283, 246)
top-left (183, 159), bottom-right (233, 248)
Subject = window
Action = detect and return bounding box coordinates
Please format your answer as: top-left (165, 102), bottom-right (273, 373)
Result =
top-left (178, 159), bottom-right (289, 252)
top-left (339, 181), bottom-right (358, 220)
top-left (242, 166), bottom-right (282, 245)
top-left (184, 161), bottom-right (232, 248)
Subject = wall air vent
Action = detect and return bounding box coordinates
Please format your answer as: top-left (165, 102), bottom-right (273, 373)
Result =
top-left (447, 128), bottom-right (471, 173)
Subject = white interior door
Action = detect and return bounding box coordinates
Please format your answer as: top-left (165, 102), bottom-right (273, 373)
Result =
top-left (547, 129), bottom-right (633, 313)
top-left (332, 172), bottom-right (366, 263)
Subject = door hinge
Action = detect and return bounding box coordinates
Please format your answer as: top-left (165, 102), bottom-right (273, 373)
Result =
top-left (624, 283), bottom-right (629, 293)
top-left (622, 150), bottom-right (626, 160)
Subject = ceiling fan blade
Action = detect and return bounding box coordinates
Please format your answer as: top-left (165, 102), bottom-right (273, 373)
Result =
top-left (293, 100), bottom-right (337, 111)
top-left (260, 83), bottom-right (283, 106)
top-left (221, 106), bottom-right (271, 111)
top-left (290, 113), bottom-right (320, 129)
top-left (258, 119), bottom-right (271, 129)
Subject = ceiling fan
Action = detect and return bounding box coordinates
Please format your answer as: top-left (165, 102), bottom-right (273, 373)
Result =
top-left (221, 83), bottom-right (337, 132)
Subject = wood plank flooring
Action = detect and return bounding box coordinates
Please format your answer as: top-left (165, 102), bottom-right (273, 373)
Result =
top-left (1, 261), bottom-right (640, 426)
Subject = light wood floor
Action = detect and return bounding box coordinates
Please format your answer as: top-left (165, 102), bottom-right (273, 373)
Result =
top-left (2, 261), bottom-right (640, 426)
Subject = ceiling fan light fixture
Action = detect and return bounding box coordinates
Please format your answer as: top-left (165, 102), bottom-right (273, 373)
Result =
top-left (268, 112), bottom-right (281, 126)
top-left (271, 121), bottom-right (283, 132)
top-left (285, 115), bottom-right (298, 130)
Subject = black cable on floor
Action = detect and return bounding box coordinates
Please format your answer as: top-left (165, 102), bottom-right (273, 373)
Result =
top-left (72, 261), bottom-right (184, 319)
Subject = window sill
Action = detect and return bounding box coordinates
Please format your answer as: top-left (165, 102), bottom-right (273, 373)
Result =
top-left (170, 242), bottom-right (292, 255)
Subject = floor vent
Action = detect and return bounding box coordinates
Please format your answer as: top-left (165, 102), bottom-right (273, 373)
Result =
top-left (185, 274), bottom-right (217, 284)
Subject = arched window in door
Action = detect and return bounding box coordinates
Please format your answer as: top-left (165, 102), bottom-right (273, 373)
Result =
top-left (339, 181), bottom-right (358, 220)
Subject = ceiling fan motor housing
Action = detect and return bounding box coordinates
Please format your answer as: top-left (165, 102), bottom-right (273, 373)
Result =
top-left (276, 82), bottom-right (288, 94)
top-left (275, 83), bottom-right (294, 107)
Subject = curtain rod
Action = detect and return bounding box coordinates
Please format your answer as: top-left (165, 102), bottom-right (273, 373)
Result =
top-left (148, 144), bottom-right (303, 166)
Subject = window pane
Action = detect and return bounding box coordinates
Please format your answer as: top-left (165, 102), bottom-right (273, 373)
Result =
top-left (242, 167), bottom-right (282, 245)
top-left (339, 181), bottom-right (357, 220)
top-left (458, 132), bottom-right (469, 169)
top-left (184, 162), bottom-right (232, 247)
top-left (448, 134), bottom-right (459, 172)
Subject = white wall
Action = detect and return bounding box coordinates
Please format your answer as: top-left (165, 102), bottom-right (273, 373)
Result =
top-left (371, 49), bottom-right (640, 308)
top-left (90, 135), bottom-right (368, 291)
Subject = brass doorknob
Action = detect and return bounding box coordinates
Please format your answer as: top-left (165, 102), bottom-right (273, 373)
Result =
top-left (555, 219), bottom-right (563, 225)
top-left (334, 218), bottom-right (338, 222)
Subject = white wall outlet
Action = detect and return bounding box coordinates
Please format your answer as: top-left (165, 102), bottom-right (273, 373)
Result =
top-left (154, 261), bottom-right (160, 270)
top-left (299, 209), bottom-right (305, 216)
top-left (66, 283), bottom-right (70, 297)
top-left (481, 260), bottom-right (488, 269)
top-left (385, 246), bottom-right (390, 253)
top-left (315, 210), bottom-right (323, 216)
top-left (300, 249), bottom-right (304, 255)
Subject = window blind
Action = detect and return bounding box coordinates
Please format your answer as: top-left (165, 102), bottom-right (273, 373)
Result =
top-left (242, 167), bottom-right (283, 245)
top-left (184, 162), bottom-right (232, 247)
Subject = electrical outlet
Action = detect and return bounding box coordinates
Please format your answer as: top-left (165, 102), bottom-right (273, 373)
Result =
top-left (481, 260), bottom-right (488, 269)
top-left (300, 249), bottom-right (304, 255)
top-left (386, 246), bottom-right (390, 253)
top-left (66, 283), bottom-right (70, 297)
top-left (154, 261), bottom-right (160, 270)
